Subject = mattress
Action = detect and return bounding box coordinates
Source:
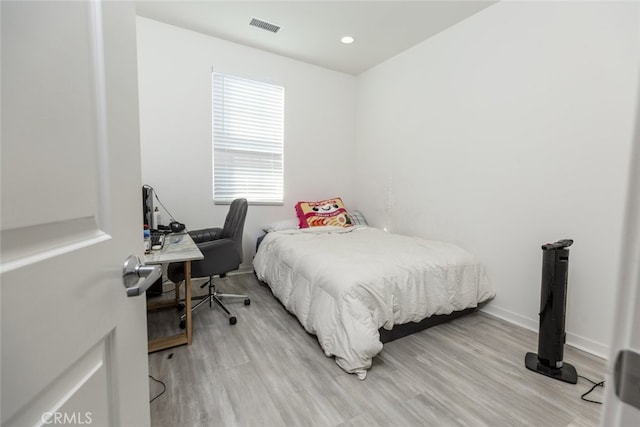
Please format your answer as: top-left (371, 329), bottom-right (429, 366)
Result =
top-left (253, 225), bottom-right (495, 379)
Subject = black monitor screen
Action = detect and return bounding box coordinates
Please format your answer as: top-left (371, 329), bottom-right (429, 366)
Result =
top-left (142, 186), bottom-right (154, 227)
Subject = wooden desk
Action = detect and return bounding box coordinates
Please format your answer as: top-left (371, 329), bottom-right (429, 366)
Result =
top-left (144, 232), bottom-right (203, 353)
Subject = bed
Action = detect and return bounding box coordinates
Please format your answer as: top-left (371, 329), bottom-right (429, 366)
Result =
top-left (253, 225), bottom-right (495, 379)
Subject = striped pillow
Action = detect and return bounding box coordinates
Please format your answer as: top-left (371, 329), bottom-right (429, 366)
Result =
top-left (347, 210), bottom-right (368, 226)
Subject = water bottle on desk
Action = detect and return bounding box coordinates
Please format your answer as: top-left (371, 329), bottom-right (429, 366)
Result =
top-left (152, 207), bottom-right (161, 230)
top-left (144, 224), bottom-right (151, 253)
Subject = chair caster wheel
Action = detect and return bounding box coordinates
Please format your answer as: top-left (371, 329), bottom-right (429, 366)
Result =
top-left (176, 303), bottom-right (185, 312)
top-left (179, 320), bottom-right (185, 329)
top-left (244, 298), bottom-right (251, 306)
top-left (229, 316), bottom-right (237, 325)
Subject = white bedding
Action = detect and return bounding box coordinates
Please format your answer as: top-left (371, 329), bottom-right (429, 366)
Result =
top-left (252, 226), bottom-right (495, 379)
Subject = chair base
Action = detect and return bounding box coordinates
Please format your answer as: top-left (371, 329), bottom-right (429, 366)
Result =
top-left (179, 276), bottom-right (250, 327)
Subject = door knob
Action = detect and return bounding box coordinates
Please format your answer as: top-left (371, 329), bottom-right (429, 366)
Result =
top-left (122, 255), bottom-right (162, 297)
top-left (614, 349), bottom-right (640, 410)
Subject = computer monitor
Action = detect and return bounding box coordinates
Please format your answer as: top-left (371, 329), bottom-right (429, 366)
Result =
top-left (142, 185), bottom-right (154, 228)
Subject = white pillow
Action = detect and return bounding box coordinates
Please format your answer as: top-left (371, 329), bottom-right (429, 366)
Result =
top-left (261, 218), bottom-right (299, 233)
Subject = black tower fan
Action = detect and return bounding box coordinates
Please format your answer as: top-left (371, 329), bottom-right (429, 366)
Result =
top-left (525, 239), bottom-right (577, 384)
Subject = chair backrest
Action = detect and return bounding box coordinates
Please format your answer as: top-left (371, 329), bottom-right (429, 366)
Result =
top-left (222, 198), bottom-right (248, 262)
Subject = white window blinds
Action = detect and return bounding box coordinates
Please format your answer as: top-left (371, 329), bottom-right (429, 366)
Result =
top-left (212, 73), bottom-right (284, 204)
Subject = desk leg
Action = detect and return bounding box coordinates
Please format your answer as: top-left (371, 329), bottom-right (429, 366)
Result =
top-left (184, 260), bottom-right (193, 345)
top-left (174, 280), bottom-right (181, 305)
top-left (147, 262), bottom-right (194, 353)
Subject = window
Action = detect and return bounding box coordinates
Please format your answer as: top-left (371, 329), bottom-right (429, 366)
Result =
top-left (212, 73), bottom-right (284, 205)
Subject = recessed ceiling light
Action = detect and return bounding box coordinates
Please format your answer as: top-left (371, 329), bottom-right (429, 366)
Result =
top-left (340, 36), bottom-right (355, 44)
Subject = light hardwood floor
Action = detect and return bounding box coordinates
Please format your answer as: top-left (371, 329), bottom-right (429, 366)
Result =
top-left (147, 273), bottom-right (606, 427)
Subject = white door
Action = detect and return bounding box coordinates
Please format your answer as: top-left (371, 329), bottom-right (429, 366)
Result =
top-left (1, 1), bottom-right (150, 426)
top-left (600, 33), bottom-right (640, 425)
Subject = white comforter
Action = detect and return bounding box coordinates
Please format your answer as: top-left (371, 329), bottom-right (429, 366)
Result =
top-left (253, 226), bottom-right (494, 379)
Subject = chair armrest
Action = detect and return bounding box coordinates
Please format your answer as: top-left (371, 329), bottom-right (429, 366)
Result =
top-left (167, 237), bottom-right (243, 283)
top-left (189, 227), bottom-right (223, 243)
top-left (190, 238), bottom-right (242, 278)
top-left (196, 238), bottom-right (237, 257)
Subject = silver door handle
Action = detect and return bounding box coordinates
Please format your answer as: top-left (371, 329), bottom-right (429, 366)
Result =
top-left (122, 255), bottom-right (162, 297)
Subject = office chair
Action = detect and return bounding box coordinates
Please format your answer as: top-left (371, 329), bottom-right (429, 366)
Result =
top-left (167, 198), bottom-right (250, 326)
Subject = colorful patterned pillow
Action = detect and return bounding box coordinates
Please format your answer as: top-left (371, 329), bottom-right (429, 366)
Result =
top-left (295, 197), bottom-right (352, 228)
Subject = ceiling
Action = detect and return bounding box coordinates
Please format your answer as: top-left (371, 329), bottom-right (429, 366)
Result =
top-left (135, 1), bottom-right (497, 76)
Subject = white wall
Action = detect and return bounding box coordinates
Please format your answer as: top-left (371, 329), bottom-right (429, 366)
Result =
top-left (136, 17), bottom-right (356, 268)
top-left (355, 1), bottom-right (638, 357)
top-left (137, 2), bottom-right (639, 358)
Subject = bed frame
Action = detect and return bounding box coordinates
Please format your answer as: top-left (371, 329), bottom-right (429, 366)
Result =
top-left (378, 307), bottom-right (477, 343)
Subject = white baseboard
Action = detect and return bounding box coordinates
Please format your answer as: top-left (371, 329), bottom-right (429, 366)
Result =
top-left (229, 265), bottom-right (254, 275)
top-left (480, 304), bottom-right (538, 331)
top-left (480, 305), bottom-right (608, 360)
top-left (564, 332), bottom-right (609, 360)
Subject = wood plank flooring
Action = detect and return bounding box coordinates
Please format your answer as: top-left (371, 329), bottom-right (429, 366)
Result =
top-left (147, 273), bottom-right (606, 427)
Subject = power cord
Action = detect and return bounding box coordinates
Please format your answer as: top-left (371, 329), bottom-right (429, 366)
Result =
top-left (161, 282), bottom-right (177, 295)
top-left (143, 184), bottom-right (178, 223)
top-left (578, 374), bottom-right (605, 404)
top-left (149, 374), bottom-right (166, 403)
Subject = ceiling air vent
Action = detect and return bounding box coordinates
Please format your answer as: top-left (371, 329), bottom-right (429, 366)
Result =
top-left (249, 17), bottom-right (281, 34)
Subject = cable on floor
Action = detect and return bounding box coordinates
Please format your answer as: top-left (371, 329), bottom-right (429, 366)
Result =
top-left (161, 284), bottom-right (176, 295)
top-left (149, 374), bottom-right (167, 403)
top-left (578, 374), bottom-right (604, 404)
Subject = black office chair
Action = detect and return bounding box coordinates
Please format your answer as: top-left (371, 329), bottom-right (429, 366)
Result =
top-left (168, 198), bottom-right (250, 326)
